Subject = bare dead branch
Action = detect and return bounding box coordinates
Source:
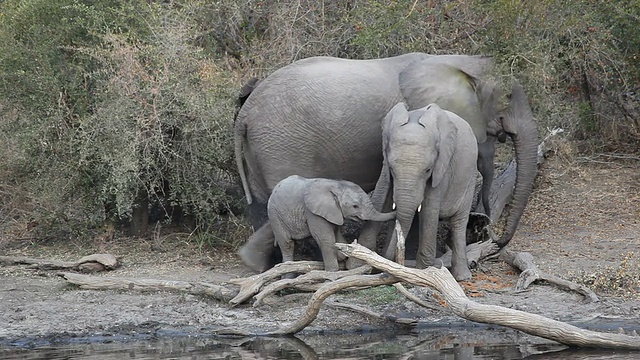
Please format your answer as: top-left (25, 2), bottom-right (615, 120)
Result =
top-left (326, 300), bottom-right (417, 325)
top-left (253, 265), bottom-right (373, 306)
top-left (1, 253), bottom-right (119, 272)
top-left (59, 272), bottom-right (238, 302)
top-left (393, 283), bottom-right (444, 312)
top-left (338, 242), bottom-right (638, 350)
top-left (228, 261), bottom-right (324, 306)
top-left (273, 273), bottom-right (398, 335)
top-left (499, 250), bottom-right (600, 303)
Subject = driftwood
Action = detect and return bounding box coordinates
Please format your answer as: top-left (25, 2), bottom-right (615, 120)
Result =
top-left (252, 264), bottom-right (374, 306)
top-left (59, 260), bottom-right (376, 308)
top-left (336, 242), bottom-right (640, 350)
top-left (59, 272), bottom-right (239, 301)
top-left (228, 261), bottom-right (324, 306)
top-left (1, 253), bottom-right (119, 272)
top-left (326, 300), bottom-right (418, 325)
top-left (499, 249), bottom-right (600, 302)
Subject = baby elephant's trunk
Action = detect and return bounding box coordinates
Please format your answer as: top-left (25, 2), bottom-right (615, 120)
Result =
top-left (363, 205), bottom-right (396, 222)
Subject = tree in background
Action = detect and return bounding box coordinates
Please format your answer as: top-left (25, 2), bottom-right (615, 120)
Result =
top-left (0, 0), bottom-right (637, 245)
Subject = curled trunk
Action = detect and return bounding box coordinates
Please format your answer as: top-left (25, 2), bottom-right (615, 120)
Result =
top-left (498, 84), bottom-right (539, 247)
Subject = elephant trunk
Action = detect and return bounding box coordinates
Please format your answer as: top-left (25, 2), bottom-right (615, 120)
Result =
top-left (383, 187), bottom-right (422, 260)
top-left (366, 208), bottom-right (397, 222)
top-left (499, 85), bottom-right (539, 247)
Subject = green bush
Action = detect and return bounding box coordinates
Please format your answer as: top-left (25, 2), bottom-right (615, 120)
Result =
top-left (0, 1), bottom-right (240, 241)
top-left (1, 0), bottom-right (638, 244)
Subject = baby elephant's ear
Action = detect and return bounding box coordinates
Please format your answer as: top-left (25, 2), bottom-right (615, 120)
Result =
top-left (303, 181), bottom-right (344, 226)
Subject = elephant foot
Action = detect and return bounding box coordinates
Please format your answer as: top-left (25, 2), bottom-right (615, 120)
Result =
top-left (238, 244), bottom-right (270, 273)
top-left (450, 265), bottom-right (472, 281)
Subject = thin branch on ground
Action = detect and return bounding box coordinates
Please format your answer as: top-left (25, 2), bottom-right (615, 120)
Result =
top-left (499, 249), bottom-right (600, 303)
top-left (1, 253), bottom-right (119, 272)
top-left (326, 300), bottom-right (417, 325)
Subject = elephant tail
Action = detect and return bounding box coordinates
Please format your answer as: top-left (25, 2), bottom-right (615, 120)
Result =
top-left (234, 120), bottom-right (253, 205)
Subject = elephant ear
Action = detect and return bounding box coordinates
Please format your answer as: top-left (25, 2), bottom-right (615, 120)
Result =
top-left (430, 109), bottom-right (459, 188)
top-left (382, 102), bottom-right (409, 153)
top-left (399, 58), bottom-right (488, 143)
top-left (303, 181), bottom-right (344, 226)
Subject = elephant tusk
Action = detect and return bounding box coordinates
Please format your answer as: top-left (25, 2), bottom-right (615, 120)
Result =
top-left (392, 202), bottom-right (396, 210)
top-left (417, 204), bottom-right (422, 213)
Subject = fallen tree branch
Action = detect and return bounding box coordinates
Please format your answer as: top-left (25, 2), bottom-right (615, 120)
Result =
top-left (326, 300), bottom-right (417, 325)
top-left (1, 253), bottom-right (119, 272)
top-left (393, 283), bottom-right (444, 312)
top-left (337, 242), bottom-right (640, 350)
top-left (59, 272), bottom-right (238, 302)
top-left (499, 250), bottom-right (600, 303)
top-left (253, 265), bottom-right (373, 307)
top-left (273, 273), bottom-right (398, 335)
top-left (228, 261), bottom-right (324, 306)
top-left (213, 273), bottom-right (399, 336)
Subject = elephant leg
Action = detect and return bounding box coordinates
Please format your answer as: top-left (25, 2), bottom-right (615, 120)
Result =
top-left (270, 220), bottom-right (294, 264)
top-left (415, 206), bottom-right (440, 269)
top-left (237, 222), bottom-right (279, 273)
top-left (335, 228), bottom-right (348, 262)
top-left (270, 220), bottom-right (299, 279)
top-left (447, 211), bottom-right (472, 281)
top-left (248, 199), bottom-right (269, 229)
top-left (307, 215), bottom-right (340, 272)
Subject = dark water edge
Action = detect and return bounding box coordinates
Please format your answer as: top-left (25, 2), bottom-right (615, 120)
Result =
top-left (2, 320), bottom-right (639, 360)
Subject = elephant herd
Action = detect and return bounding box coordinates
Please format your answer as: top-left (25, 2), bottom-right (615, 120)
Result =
top-left (232, 53), bottom-right (539, 281)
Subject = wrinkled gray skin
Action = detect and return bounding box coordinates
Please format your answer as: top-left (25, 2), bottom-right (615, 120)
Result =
top-left (235, 53), bottom-right (538, 271)
top-left (267, 175), bottom-right (396, 272)
top-left (374, 103), bottom-right (478, 280)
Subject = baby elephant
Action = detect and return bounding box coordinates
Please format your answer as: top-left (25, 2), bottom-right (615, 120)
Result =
top-left (268, 175), bottom-right (396, 271)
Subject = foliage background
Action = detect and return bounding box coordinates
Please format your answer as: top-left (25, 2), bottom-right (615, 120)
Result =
top-left (0, 0), bottom-right (638, 246)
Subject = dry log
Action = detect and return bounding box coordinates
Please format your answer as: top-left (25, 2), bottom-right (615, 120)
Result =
top-left (1, 253), bottom-right (119, 272)
top-left (393, 283), bottom-right (444, 312)
top-left (59, 272), bottom-right (238, 301)
top-left (273, 273), bottom-right (398, 335)
top-left (228, 261), bottom-right (325, 306)
top-left (253, 265), bottom-right (373, 306)
top-left (499, 249), bottom-right (600, 303)
top-left (212, 272), bottom-right (398, 336)
top-left (337, 242), bottom-right (640, 350)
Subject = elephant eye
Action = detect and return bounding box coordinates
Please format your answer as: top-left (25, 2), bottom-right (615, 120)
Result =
top-left (353, 204), bottom-right (359, 209)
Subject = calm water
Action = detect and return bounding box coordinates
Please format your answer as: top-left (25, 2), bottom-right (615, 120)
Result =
top-left (2, 326), bottom-right (638, 360)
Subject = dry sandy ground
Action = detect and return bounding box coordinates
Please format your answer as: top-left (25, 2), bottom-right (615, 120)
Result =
top-left (0, 156), bottom-right (639, 355)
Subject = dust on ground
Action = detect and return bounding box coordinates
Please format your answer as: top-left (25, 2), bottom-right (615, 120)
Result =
top-left (0, 156), bottom-right (639, 348)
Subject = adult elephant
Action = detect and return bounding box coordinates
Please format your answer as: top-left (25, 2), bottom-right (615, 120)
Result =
top-left (235, 53), bottom-right (538, 270)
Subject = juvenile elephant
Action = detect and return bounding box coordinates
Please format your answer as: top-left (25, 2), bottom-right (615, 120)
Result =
top-left (373, 102), bottom-right (479, 280)
top-left (266, 175), bottom-right (396, 272)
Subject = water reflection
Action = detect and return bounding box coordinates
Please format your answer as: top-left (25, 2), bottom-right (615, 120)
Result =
top-left (2, 327), bottom-right (637, 359)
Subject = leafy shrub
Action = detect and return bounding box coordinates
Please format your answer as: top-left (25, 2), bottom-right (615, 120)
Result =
top-left (0, 1), bottom-right (240, 241)
top-left (1, 0), bottom-right (639, 245)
